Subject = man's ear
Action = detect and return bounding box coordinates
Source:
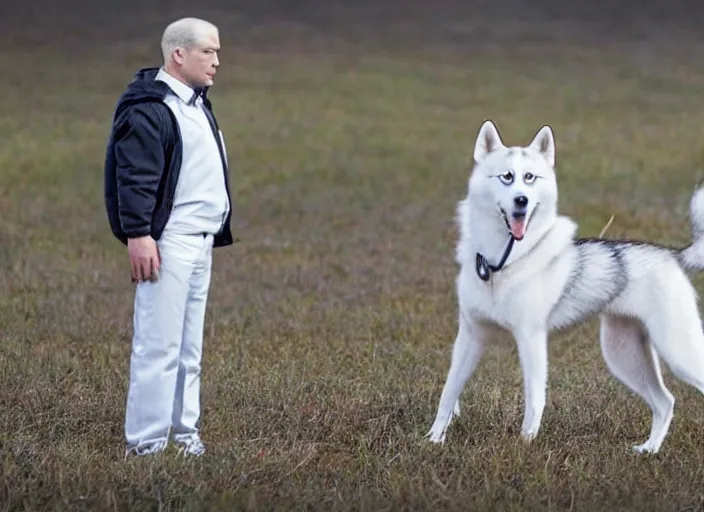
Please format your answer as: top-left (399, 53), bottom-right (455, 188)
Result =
top-left (172, 47), bottom-right (186, 65)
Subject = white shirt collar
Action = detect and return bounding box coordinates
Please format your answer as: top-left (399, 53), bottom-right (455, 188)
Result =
top-left (155, 68), bottom-right (199, 105)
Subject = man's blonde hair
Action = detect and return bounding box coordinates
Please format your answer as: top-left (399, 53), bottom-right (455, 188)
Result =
top-left (160, 17), bottom-right (218, 63)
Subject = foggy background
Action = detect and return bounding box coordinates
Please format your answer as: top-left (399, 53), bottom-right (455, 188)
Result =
top-left (4, 0), bottom-right (704, 56)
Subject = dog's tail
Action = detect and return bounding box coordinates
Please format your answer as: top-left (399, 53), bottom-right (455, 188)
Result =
top-left (677, 185), bottom-right (704, 271)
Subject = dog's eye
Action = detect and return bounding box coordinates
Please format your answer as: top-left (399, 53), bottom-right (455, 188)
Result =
top-left (524, 172), bottom-right (536, 184)
top-left (498, 171), bottom-right (514, 185)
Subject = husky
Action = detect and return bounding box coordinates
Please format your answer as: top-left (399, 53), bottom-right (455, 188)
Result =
top-left (425, 120), bottom-right (704, 454)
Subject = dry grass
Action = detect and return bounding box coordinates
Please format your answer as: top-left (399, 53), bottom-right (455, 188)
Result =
top-left (4, 1), bottom-right (704, 510)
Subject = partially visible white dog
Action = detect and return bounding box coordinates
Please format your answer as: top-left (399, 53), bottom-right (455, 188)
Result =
top-left (425, 120), bottom-right (704, 454)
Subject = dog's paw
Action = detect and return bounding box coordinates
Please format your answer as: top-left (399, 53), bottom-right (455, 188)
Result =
top-left (520, 429), bottom-right (538, 443)
top-left (426, 434), bottom-right (446, 445)
top-left (424, 427), bottom-right (447, 445)
top-left (632, 441), bottom-right (659, 455)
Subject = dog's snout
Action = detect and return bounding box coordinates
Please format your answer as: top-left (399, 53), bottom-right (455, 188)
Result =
top-left (514, 195), bottom-right (528, 208)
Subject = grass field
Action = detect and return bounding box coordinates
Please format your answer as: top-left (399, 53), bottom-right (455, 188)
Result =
top-left (4, 1), bottom-right (704, 510)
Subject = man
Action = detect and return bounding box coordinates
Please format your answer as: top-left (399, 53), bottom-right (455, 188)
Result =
top-left (104, 17), bottom-right (233, 457)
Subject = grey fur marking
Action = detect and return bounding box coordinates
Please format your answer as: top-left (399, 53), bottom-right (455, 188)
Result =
top-left (582, 236), bottom-right (695, 271)
top-left (548, 238), bottom-right (630, 330)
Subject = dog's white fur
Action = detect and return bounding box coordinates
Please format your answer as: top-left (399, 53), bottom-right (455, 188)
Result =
top-left (426, 120), bottom-right (704, 454)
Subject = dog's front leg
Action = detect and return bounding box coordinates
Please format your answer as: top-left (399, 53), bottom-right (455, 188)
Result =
top-left (515, 328), bottom-right (548, 442)
top-left (426, 315), bottom-right (486, 444)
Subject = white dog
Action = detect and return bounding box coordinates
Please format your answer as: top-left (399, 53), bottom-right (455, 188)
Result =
top-left (426, 120), bottom-right (704, 454)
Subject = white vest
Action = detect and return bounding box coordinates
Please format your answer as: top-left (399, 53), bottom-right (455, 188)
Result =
top-left (155, 68), bottom-right (230, 236)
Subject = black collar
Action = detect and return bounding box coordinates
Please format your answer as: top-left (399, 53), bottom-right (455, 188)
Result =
top-left (475, 235), bottom-right (516, 281)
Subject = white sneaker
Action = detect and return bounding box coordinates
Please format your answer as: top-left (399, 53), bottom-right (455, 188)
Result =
top-left (124, 440), bottom-right (167, 458)
top-left (175, 435), bottom-right (206, 457)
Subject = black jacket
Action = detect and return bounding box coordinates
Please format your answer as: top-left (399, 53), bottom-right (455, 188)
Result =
top-left (104, 67), bottom-right (234, 248)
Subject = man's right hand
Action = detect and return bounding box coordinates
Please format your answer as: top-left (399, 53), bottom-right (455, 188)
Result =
top-left (127, 235), bottom-right (160, 283)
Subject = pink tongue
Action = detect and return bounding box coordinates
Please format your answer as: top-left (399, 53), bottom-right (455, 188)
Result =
top-left (509, 218), bottom-right (526, 240)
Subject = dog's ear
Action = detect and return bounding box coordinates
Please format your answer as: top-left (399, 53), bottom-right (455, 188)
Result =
top-left (474, 120), bottom-right (505, 163)
top-left (529, 125), bottom-right (555, 167)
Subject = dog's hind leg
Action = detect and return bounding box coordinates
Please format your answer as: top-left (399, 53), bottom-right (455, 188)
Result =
top-left (642, 304), bottom-right (704, 424)
top-left (600, 314), bottom-right (675, 454)
top-left (642, 305), bottom-right (704, 398)
top-left (426, 314), bottom-right (487, 444)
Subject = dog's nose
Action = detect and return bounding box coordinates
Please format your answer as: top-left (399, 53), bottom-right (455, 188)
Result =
top-left (514, 195), bottom-right (528, 208)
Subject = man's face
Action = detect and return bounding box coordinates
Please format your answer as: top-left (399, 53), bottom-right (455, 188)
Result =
top-left (178, 30), bottom-right (220, 89)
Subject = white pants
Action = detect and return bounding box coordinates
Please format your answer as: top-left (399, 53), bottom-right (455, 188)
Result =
top-left (124, 231), bottom-right (214, 451)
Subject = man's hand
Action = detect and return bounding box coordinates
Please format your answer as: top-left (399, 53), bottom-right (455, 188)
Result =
top-left (127, 235), bottom-right (160, 283)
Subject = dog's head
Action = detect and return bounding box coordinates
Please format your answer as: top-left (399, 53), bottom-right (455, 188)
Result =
top-left (467, 120), bottom-right (557, 241)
